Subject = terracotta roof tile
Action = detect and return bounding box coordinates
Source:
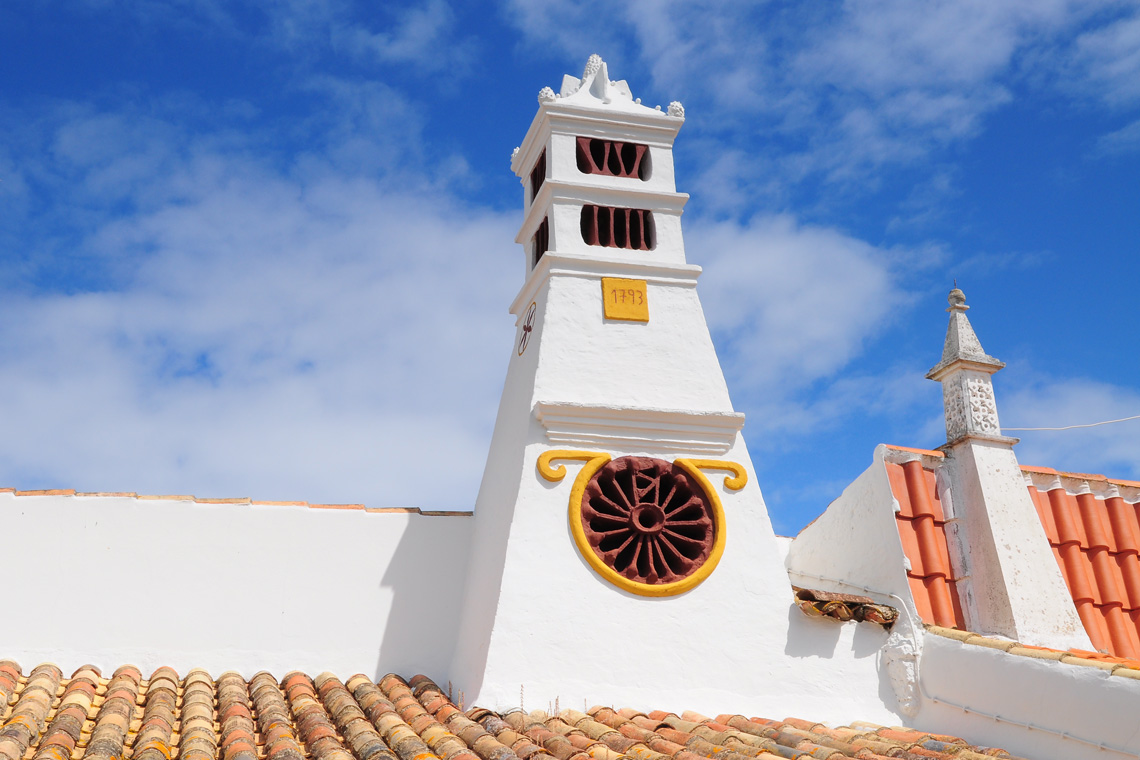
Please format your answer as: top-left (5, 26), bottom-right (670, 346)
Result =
top-left (0, 665), bottom-right (1037, 760)
top-left (926, 626), bottom-right (1140, 674)
top-left (883, 448), bottom-right (1140, 660)
top-left (887, 461), bottom-right (965, 630)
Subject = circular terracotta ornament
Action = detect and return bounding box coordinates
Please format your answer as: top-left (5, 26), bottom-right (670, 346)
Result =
top-left (579, 456), bottom-right (717, 587)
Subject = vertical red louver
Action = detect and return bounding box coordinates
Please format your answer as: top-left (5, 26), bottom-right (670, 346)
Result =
top-left (580, 205), bottom-right (654, 251)
top-left (576, 137), bottom-right (649, 179)
top-left (530, 149), bottom-right (546, 200)
top-left (533, 217), bottom-right (549, 266)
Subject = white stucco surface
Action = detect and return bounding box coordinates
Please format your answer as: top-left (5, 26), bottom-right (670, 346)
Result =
top-left (451, 59), bottom-right (903, 724)
top-left (0, 492), bottom-right (472, 678)
top-left (917, 632), bottom-right (1140, 759)
top-left (786, 445), bottom-right (915, 613)
top-left (941, 438), bottom-right (1092, 650)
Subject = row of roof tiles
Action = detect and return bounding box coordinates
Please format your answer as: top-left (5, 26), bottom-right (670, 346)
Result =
top-left (0, 489), bottom-right (468, 516)
top-left (0, 663), bottom-right (1028, 760)
top-left (792, 588), bottom-right (898, 628)
top-left (883, 446), bottom-right (1140, 660)
top-left (925, 626), bottom-right (1140, 677)
top-left (886, 461), bottom-right (965, 631)
top-left (1026, 481), bottom-right (1140, 659)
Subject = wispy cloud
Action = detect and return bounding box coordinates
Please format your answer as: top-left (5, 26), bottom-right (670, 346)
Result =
top-left (690, 214), bottom-right (927, 417)
top-left (0, 89), bottom-right (518, 507)
top-left (1003, 376), bottom-right (1140, 479)
top-left (506, 0), bottom-right (1134, 205)
top-left (1066, 7), bottom-right (1140, 107)
top-left (339, 0), bottom-right (474, 72)
top-left (1094, 117), bottom-right (1140, 155)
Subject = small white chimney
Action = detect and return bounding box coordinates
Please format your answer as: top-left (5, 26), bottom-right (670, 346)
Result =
top-left (927, 288), bottom-right (1090, 650)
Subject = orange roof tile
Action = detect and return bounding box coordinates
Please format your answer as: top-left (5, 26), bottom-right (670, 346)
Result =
top-left (0, 663), bottom-right (1033, 760)
top-left (886, 460), bottom-right (965, 630)
top-left (793, 587), bottom-right (899, 627)
top-left (882, 447), bottom-right (1140, 660)
top-left (925, 626), bottom-right (1140, 675)
top-left (1025, 481), bottom-right (1140, 659)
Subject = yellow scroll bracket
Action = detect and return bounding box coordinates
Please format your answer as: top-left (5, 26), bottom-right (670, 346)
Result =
top-left (538, 450), bottom-right (748, 597)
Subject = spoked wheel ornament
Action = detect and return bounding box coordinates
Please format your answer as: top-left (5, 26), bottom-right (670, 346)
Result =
top-left (581, 457), bottom-right (714, 585)
top-left (517, 301), bottom-right (537, 356)
top-left (538, 450), bottom-right (747, 596)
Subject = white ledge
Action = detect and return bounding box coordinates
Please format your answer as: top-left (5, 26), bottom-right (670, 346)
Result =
top-left (510, 252), bottom-right (701, 317)
top-left (533, 401), bottom-right (744, 456)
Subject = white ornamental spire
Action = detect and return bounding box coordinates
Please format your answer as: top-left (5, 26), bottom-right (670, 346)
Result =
top-left (535, 54), bottom-right (684, 117)
top-left (919, 287), bottom-right (1093, 651)
top-left (928, 287), bottom-right (1004, 375)
top-left (926, 287), bottom-right (1010, 444)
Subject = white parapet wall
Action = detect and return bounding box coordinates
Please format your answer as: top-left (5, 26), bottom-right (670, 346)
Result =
top-left (0, 489), bottom-right (471, 678)
top-left (786, 444), bottom-right (915, 612)
top-left (916, 630), bottom-right (1140, 760)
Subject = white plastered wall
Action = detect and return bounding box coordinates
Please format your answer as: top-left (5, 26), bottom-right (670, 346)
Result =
top-left (786, 444), bottom-right (916, 614)
top-left (449, 254), bottom-right (905, 723)
top-left (0, 492), bottom-right (471, 678)
top-left (915, 632), bottom-right (1140, 760)
top-left (940, 438), bottom-right (1092, 651)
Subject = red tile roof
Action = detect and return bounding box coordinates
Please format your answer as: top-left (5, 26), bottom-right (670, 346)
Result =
top-left (884, 446), bottom-right (1140, 661)
top-left (886, 459), bottom-right (965, 630)
top-left (1026, 479), bottom-right (1140, 659)
top-left (0, 662), bottom-right (1032, 760)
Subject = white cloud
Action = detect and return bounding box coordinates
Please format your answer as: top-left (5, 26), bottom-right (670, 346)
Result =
top-left (1002, 376), bottom-right (1140, 480)
top-left (505, 0), bottom-right (1133, 199)
top-left (1095, 117), bottom-right (1140, 154)
top-left (1068, 8), bottom-right (1140, 107)
top-left (689, 214), bottom-right (917, 416)
top-left (340, 0), bottom-right (473, 71)
top-left (0, 94), bottom-right (520, 509)
top-left (0, 173), bottom-right (519, 507)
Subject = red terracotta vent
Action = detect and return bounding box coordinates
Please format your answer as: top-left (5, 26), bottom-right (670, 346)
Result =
top-left (576, 137), bottom-right (649, 180)
top-left (533, 217), bottom-right (549, 266)
top-left (580, 205), bottom-right (654, 250)
top-left (530, 149), bottom-right (546, 200)
top-left (581, 456), bottom-right (716, 585)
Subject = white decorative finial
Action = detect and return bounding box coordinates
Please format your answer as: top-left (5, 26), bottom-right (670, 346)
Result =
top-left (667, 101), bottom-right (685, 118)
top-left (929, 286), bottom-right (1002, 371)
top-left (548, 55), bottom-right (656, 111)
top-left (582, 54), bottom-right (604, 81)
top-left (511, 146), bottom-right (519, 161)
top-left (926, 285), bottom-right (1009, 444)
top-left (537, 86), bottom-right (556, 104)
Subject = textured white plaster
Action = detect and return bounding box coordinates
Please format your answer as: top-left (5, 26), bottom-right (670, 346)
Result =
top-left (941, 440), bottom-right (1092, 650)
top-left (917, 632), bottom-right (1140, 759)
top-left (0, 493), bottom-right (471, 677)
top-left (451, 58), bottom-right (902, 723)
top-left (883, 616), bottom-right (923, 717)
top-left (534, 401), bottom-right (744, 455)
top-left (787, 445), bottom-right (916, 613)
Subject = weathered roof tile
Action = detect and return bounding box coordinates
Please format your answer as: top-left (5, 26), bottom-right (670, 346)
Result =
top-left (885, 446), bottom-right (1140, 661)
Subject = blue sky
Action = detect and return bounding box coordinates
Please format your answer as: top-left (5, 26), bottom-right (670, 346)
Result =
top-left (1, 1), bottom-right (1138, 534)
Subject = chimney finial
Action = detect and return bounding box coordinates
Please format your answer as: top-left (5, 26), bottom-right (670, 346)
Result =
top-left (947, 285), bottom-right (967, 311)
